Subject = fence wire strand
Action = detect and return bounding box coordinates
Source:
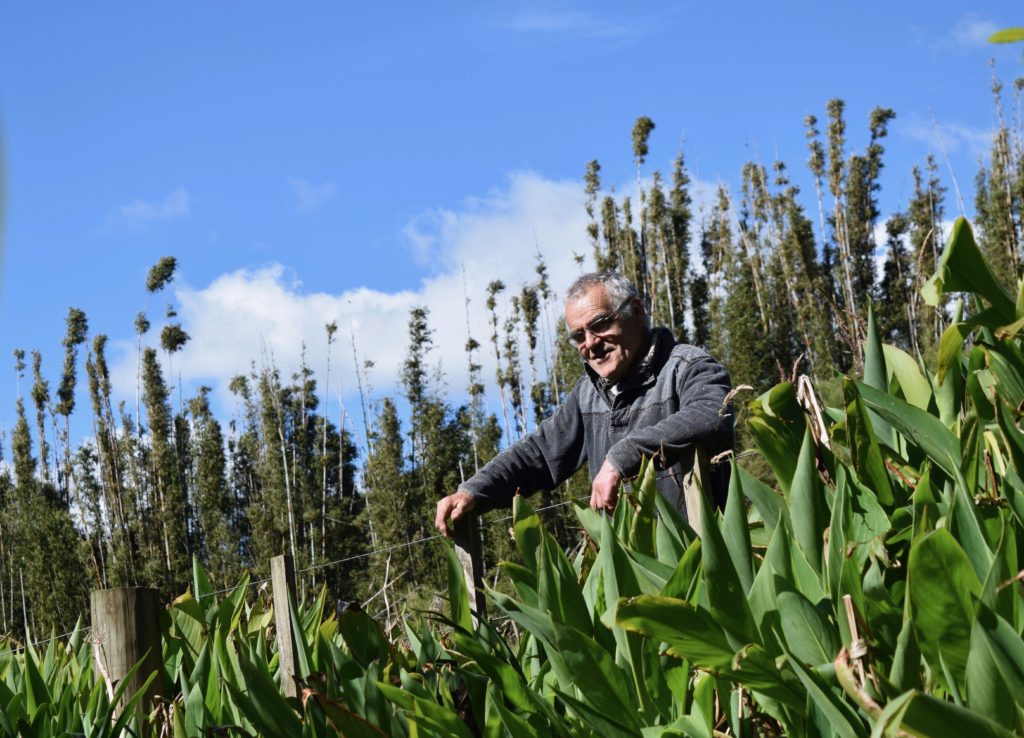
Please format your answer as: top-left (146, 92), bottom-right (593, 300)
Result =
top-left (182, 449), bottom-right (763, 607)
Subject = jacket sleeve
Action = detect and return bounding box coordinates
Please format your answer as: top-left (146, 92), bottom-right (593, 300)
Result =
top-left (458, 381), bottom-right (588, 512)
top-left (605, 352), bottom-right (733, 478)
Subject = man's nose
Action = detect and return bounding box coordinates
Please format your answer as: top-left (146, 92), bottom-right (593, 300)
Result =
top-left (581, 330), bottom-right (601, 351)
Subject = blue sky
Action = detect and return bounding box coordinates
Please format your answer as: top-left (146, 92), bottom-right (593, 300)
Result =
top-left (0, 2), bottom-right (1021, 448)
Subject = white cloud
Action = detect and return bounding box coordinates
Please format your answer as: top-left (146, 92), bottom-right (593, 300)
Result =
top-left (950, 14), bottom-right (1000, 48)
top-left (897, 114), bottom-right (993, 160)
top-left (108, 171), bottom-right (594, 432)
top-left (287, 177), bottom-right (338, 213)
top-left (114, 187), bottom-right (190, 227)
top-left (500, 9), bottom-right (650, 41)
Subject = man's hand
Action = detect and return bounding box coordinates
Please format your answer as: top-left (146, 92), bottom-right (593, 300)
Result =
top-left (435, 490), bottom-right (477, 537)
top-left (590, 458), bottom-right (622, 512)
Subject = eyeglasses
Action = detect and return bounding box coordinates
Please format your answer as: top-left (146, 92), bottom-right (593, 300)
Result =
top-left (567, 299), bottom-right (631, 348)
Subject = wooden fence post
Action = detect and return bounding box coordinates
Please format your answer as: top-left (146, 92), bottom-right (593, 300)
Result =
top-left (271, 554), bottom-right (301, 699)
top-left (453, 511), bottom-right (486, 624)
top-left (90, 587), bottom-right (163, 714)
top-left (683, 446), bottom-right (712, 538)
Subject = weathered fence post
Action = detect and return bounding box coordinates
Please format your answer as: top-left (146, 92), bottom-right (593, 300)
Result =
top-left (90, 587), bottom-right (163, 714)
top-left (271, 554), bottom-right (301, 699)
top-left (453, 511), bottom-right (486, 624)
top-left (683, 445), bottom-right (712, 538)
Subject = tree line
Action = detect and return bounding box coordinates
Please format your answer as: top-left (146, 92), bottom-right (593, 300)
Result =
top-left (3, 76), bottom-right (1024, 640)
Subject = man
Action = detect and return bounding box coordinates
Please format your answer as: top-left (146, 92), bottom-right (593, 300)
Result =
top-left (435, 271), bottom-right (733, 535)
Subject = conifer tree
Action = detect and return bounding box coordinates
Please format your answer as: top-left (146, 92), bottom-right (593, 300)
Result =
top-left (877, 213), bottom-right (913, 348)
top-left (974, 71), bottom-right (1022, 290)
top-left (29, 351), bottom-right (50, 485)
top-left (907, 156), bottom-right (947, 355)
top-left (141, 346), bottom-right (188, 591)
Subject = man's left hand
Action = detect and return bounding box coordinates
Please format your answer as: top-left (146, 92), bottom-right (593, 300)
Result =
top-left (590, 459), bottom-right (621, 512)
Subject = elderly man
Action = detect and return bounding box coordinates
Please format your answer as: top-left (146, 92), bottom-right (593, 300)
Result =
top-left (435, 271), bottom-right (733, 535)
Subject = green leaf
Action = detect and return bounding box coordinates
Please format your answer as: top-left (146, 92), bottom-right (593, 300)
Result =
top-left (853, 380), bottom-right (960, 478)
top-left (777, 591), bottom-right (839, 667)
top-left (788, 427), bottom-right (828, 572)
top-left (908, 529), bottom-right (981, 694)
top-left (378, 681), bottom-right (476, 738)
top-left (845, 387), bottom-right (896, 506)
top-left (660, 538), bottom-right (701, 601)
top-left (695, 465), bottom-right (760, 647)
top-left (722, 467), bottom-right (754, 595)
top-left (898, 690), bottom-right (1018, 738)
top-left (922, 217), bottom-right (1016, 321)
top-left (552, 620), bottom-right (641, 730)
top-left (735, 465), bottom-right (788, 537)
top-left (513, 496), bottom-right (542, 574)
top-left (445, 542), bottom-right (474, 632)
top-left (555, 688), bottom-right (642, 738)
top-left (882, 344), bottom-right (932, 410)
top-left (615, 595), bottom-right (733, 670)
top-left (967, 611), bottom-right (1017, 729)
top-left (975, 603), bottom-right (1024, 707)
top-left (628, 459), bottom-right (658, 557)
top-left (338, 607), bottom-right (393, 668)
top-left (779, 643), bottom-right (867, 738)
top-left (863, 302), bottom-right (895, 447)
top-left (747, 382), bottom-right (806, 494)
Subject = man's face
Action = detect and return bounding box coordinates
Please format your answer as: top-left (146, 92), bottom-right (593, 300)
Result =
top-left (564, 285), bottom-right (646, 383)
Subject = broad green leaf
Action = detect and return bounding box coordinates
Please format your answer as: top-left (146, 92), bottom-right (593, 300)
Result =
top-left (921, 217), bottom-right (1016, 322)
top-left (722, 466), bottom-right (754, 595)
top-left (555, 688), bottom-right (642, 738)
top-left (967, 613), bottom-right (1017, 729)
top-left (338, 607), bottom-right (393, 668)
top-left (552, 621), bottom-right (641, 730)
top-left (845, 387), bottom-right (895, 506)
top-left (616, 595), bottom-right (733, 670)
top-left (882, 344), bottom-right (932, 410)
top-left (897, 690), bottom-right (1018, 738)
top-left (863, 302), bottom-right (895, 447)
top-left (660, 538), bottom-right (701, 601)
top-left (788, 428), bottom-right (828, 572)
top-left (628, 459), bottom-right (658, 557)
top-left (779, 643), bottom-right (866, 738)
top-left (908, 528), bottom-right (981, 694)
top-left (445, 542), bottom-right (473, 632)
top-left (747, 382), bottom-right (806, 494)
top-left (888, 615), bottom-right (923, 692)
top-left (735, 465), bottom-right (788, 537)
top-left (513, 496), bottom-right (542, 574)
top-left (777, 591), bottom-right (839, 667)
top-left (854, 380), bottom-right (960, 478)
top-left (539, 527), bottom-right (592, 634)
top-left (695, 465), bottom-right (760, 647)
top-left (378, 682), bottom-right (476, 738)
top-left (975, 603), bottom-right (1024, 707)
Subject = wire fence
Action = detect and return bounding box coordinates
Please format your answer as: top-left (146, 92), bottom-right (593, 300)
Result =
top-left (7, 447), bottom-right (767, 654)
top-left (185, 448), bottom-right (764, 607)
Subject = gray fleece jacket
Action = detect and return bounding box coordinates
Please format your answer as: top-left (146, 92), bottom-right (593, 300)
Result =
top-left (460, 327), bottom-right (734, 516)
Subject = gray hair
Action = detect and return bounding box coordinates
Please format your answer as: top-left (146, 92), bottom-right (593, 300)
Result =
top-left (565, 271), bottom-right (649, 326)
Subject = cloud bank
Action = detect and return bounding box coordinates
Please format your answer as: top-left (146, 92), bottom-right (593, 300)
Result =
top-left (110, 171), bottom-right (593, 430)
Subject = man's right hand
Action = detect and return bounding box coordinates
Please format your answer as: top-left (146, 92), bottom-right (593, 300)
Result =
top-left (435, 490), bottom-right (477, 537)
